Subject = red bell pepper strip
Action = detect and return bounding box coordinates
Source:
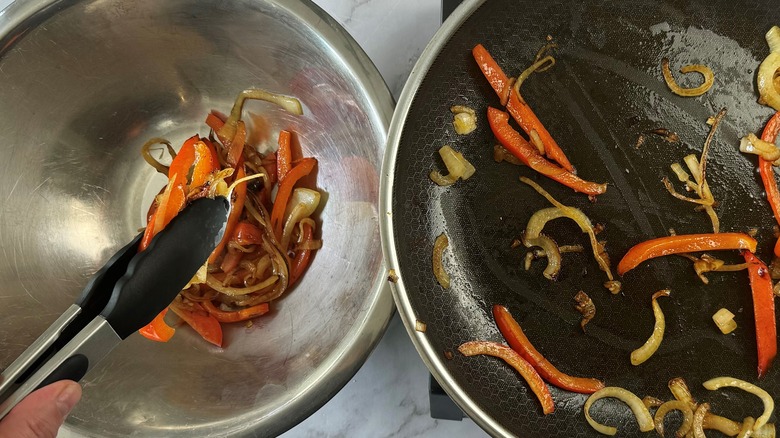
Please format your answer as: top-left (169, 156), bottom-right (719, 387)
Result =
top-left (140, 135), bottom-right (220, 253)
top-left (492, 305), bottom-right (605, 394)
top-left (226, 121), bottom-right (247, 168)
top-left (170, 302), bottom-right (223, 347)
top-left (219, 250), bottom-right (243, 274)
top-left (168, 135), bottom-right (200, 186)
top-left (190, 140), bottom-right (220, 187)
top-left (743, 251), bottom-right (777, 378)
top-left (139, 182), bottom-right (186, 252)
top-left (209, 164), bottom-right (247, 264)
top-left (233, 221), bottom-right (264, 246)
top-left (617, 233), bottom-right (758, 276)
top-left (473, 43), bottom-right (575, 173)
top-left (139, 136), bottom-right (220, 342)
top-left (488, 107), bottom-right (607, 195)
top-left (137, 183), bottom-right (184, 340)
top-left (458, 341), bottom-right (555, 415)
top-left (270, 157), bottom-right (317, 238)
top-left (290, 221), bottom-right (314, 286)
top-left (277, 130), bottom-right (293, 182)
top-left (202, 300), bottom-right (270, 323)
top-left (138, 308), bottom-right (175, 342)
top-left (757, 112), bottom-right (780, 257)
top-left (205, 112), bottom-right (225, 132)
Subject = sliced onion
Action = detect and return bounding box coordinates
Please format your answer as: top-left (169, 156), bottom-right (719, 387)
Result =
top-left (522, 233), bottom-right (562, 280)
top-left (643, 396), bottom-right (664, 409)
top-left (712, 308), bottom-right (738, 334)
top-left (140, 137), bottom-right (175, 174)
top-left (430, 145), bottom-right (476, 186)
top-left (584, 387), bottom-right (655, 436)
top-left (693, 403), bottom-right (712, 438)
top-left (662, 58), bottom-right (715, 97)
top-left (631, 289), bottom-right (671, 366)
top-left (758, 27), bottom-right (780, 111)
top-left (740, 133), bottom-right (780, 162)
top-left (703, 377), bottom-right (775, 430)
top-left (451, 105), bottom-right (477, 135)
top-left (670, 162), bottom-right (690, 183)
top-left (433, 233), bottom-right (451, 288)
top-left (525, 207), bottom-right (567, 239)
top-left (753, 422), bottom-right (777, 438)
top-left (205, 273), bottom-right (278, 296)
top-left (529, 129), bottom-right (545, 154)
top-left (521, 177), bottom-right (620, 292)
top-left (654, 400), bottom-right (694, 438)
top-left (704, 413), bottom-right (742, 436)
top-left (668, 377), bottom-right (697, 409)
top-left (513, 55), bottom-right (556, 97)
top-left (739, 417), bottom-right (756, 438)
top-left (494, 144), bottom-right (523, 165)
top-left (280, 188), bottom-right (321, 251)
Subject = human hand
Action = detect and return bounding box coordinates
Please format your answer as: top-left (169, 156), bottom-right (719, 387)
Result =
top-left (0, 380), bottom-right (81, 438)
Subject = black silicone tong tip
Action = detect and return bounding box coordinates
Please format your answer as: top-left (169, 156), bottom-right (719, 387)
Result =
top-left (100, 196), bottom-right (229, 339)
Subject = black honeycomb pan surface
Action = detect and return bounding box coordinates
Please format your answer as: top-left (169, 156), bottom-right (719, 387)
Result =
top-left (391, 0), bottom-right (780, 436)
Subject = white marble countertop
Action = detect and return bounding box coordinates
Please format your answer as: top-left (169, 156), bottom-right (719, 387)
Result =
top-left (0, 0), bottom-right (487, 436)
top-left (282, 1), bottom-right (485, 436)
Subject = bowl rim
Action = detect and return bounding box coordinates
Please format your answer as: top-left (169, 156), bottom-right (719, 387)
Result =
top-left (0, 0), bottom-right (396, 436)
top-left (378, 0), bottom-right (514, 437)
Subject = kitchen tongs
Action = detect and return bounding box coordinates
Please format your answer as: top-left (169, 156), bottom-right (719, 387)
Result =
top-left (0, 196), bottom-right (230, 419)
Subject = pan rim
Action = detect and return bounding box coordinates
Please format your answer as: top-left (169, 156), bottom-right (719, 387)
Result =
top-left (378, 0), bottom-right (510, 436)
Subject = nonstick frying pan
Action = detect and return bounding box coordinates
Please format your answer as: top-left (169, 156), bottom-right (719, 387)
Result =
top-left (381, 0), bottom-right (780, 436)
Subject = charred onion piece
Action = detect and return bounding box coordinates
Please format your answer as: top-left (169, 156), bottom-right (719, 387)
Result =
top-left (521, 177), bottom-right (620, 292)
top-left (663, 109), bottom-right (726, 233)
top-left (574, 291), bottom-right (595, 331)
top-left (494, 144), bottom-right (524, 165)
top-left (662, 58), bottom-right (715, 97)
top-left (649, 128), bottom-right (680, 143)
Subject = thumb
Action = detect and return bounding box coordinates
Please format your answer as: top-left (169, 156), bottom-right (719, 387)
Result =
top-left (0, 380), bottom-right (82, 438)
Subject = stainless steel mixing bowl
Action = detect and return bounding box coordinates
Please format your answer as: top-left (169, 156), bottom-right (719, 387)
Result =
top-left (0, 0), bottom-right (394, 436)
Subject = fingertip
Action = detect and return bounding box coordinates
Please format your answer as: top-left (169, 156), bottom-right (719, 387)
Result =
top-left (54, 381), bottom-right (82, 419)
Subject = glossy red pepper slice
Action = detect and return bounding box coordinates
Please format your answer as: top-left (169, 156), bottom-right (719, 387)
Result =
top-left (209, 164), bottom-right (247, 264)
top-left (757, 112), bottom-right (780, 257)
top-left (473, 43), bottom-right (575, 173)
top-left (233, 221), bottom-right (264, 246)
top-left (277, 130), bottom-right (293, 183)
top-left (170, 302), bottom-right (223, 347)
top-left (493, 305), bottom-right (604, 394)
top-left (290, 221), bottom-right (314, 286)
top-left (270, 157), bottom-right (317, 238)
top-left (617, 233), bottom-right (757, 276)
top-left (458, 341), bottom-right (555, 415)
top-left (138, 309), bottom-right (175, 342)
top-left (202, 300), bottom-right (270, 323)
top-left (743, 251), bottom-right (777, 378)
top-left (488, 107), bottom-right (606, 195)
